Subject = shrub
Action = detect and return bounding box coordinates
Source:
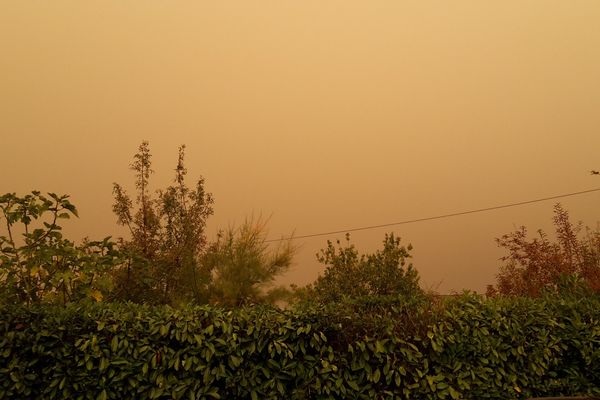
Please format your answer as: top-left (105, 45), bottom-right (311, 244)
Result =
top-left (0, 294), bottom-right (598, 399)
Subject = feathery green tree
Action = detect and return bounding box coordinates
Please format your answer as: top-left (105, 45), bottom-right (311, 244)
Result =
top-left (200, 217), bottom-right (295, 307)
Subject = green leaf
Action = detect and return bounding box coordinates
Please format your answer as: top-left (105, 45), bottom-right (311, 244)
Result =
top-left (372, 368), bottom-right (381, 383)
top-left (63, 202), bottom-right (79, 217)
top-left (229, 355), bottom-right (242, 368)
top-left (111, 336), bottom-right (119, 352)
top-left (206, 390), bottom-right (221, 399)
top-left (449, 386), bottom-right (461, 399)
top-left (394, 373), bottom-right (401, 387)
top-left (347, 380), bottom-right (360, 392)
top-left (97, 389), bottom-right (107, 400)
top-left (160, 324), bottom-right (169, 337)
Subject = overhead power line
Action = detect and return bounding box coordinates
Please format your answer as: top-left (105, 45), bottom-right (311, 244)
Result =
top-left (265, 187), bottom-right (600, 243)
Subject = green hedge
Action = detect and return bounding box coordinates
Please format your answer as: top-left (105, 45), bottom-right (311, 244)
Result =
top-left (1, 294), bottom-right (599, 399)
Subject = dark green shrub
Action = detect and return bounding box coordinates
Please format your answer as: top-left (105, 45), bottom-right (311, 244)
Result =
top-left (1, 294), bottom-right (598, 399)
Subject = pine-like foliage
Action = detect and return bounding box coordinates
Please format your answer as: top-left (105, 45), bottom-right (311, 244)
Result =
top-left (200, 217), bottom-right (295, 306)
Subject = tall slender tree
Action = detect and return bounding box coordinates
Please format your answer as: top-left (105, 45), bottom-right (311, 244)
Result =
top-left (112, 142), bottom-right (213, 304)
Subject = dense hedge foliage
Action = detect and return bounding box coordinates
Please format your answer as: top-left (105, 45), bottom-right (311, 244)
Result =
top-left (1, 294), bottom-right (599, 399)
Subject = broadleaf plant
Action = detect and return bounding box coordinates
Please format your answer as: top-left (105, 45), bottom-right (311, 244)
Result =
top-left (0, 191), bottom-right (120, 305)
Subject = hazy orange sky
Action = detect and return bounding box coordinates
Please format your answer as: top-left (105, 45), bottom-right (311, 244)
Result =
top-left (1, 1), bottom-right (599, 293)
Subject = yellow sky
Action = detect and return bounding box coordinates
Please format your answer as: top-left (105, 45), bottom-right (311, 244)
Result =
top-left (1, 1), bottom-right (600, 293)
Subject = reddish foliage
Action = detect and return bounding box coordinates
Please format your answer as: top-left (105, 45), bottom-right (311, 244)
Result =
top-left (488, 204), bottom-right (600, 297)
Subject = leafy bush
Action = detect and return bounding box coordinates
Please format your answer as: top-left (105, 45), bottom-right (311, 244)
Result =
top-left (488, 203), bottom-right (600, 296)
top-left (0, 294), bottom-right (598, 399)
top-left (298, 233), bottom-right (423, 306)
top-left (0, 192), bottom-right (120, 305)
top-left (429, 292), bottom-right (600, 398)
